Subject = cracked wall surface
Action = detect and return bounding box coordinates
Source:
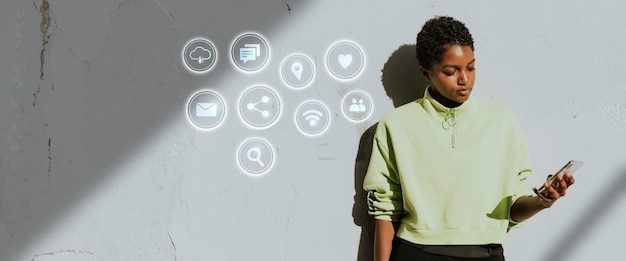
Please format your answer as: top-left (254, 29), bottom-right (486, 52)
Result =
top-left (1, 0), bottom-right (625, 260)
top-left (30, 250), bottom-right (101, 261)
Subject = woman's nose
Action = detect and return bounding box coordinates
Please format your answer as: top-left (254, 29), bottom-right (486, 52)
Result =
top-left (458, 71), bottom-right (468, 85)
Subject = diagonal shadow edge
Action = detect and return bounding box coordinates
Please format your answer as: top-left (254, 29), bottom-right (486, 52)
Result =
top-left (542, 167), bottom-right (626, 261)
top-left (0, 0), bottom-right (314, 259)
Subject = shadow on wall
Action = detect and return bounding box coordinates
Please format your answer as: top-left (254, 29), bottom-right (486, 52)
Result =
top-left (352, 44), bottom-right (429, 261)
top-left (543, 166), bottom-right (626, 261)
top-left (0, 0), bottom-right (315, 260)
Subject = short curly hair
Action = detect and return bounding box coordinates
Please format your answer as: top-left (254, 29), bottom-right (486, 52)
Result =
top-left (416, 16), bottom-right (474, 69)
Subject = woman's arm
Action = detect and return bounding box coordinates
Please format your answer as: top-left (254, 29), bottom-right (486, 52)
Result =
top-left (374, 219), bottom-right (400, 261)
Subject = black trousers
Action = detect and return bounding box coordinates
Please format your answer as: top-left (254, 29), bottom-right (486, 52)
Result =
top-left (390, 237), bottom-right (506, 261)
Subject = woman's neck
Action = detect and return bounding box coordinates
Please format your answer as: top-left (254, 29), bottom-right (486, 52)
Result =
top-left (428, 87), bottom-right (463, 108)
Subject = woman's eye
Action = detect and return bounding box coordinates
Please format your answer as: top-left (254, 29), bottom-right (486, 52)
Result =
top-left (467, 67), bottom-right (476, 72)
top-left (443, 70), bottom-right (455, 76)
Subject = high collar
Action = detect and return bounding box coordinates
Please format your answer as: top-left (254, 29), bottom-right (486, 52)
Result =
top-left (421, 86), bottom-right (479, 118)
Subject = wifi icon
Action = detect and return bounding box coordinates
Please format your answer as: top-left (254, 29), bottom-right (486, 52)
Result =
top-left (295, 100), bottom-right (330, 136)
top-left (302, 109), bottom-right (323, 126)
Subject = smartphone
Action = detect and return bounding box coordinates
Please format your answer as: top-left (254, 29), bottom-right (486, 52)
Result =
top-left (535, 160), bottom-right (583, 197)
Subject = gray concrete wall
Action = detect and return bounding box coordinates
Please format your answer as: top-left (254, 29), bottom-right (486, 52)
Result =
top-left (1, 0), bottom-right (624, 260)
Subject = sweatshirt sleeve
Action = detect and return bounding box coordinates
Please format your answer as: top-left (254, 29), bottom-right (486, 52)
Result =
top-left (362, 122), bottom-right (404, 222)
top-left (508, 131), bottom-right (534, 229)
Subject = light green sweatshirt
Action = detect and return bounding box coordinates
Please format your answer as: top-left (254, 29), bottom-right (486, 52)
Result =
top-left (363, 88), bottom-right (533, 245)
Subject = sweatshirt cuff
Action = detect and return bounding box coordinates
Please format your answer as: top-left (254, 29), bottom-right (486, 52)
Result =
top-left (373, 215), bottom-right (403, 222)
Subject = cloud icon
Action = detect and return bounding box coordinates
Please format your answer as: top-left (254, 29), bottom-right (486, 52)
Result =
top-left (189, 46), bottom-right (212, 64)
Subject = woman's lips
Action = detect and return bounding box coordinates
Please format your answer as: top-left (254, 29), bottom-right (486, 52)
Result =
top-left (456, 88), bottom-right (470, 96)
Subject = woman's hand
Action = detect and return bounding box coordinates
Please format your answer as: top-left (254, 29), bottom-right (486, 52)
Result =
top-left (533, 170), bottom-right (576, 208)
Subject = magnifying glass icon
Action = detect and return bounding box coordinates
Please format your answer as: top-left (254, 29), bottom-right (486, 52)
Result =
top-left (238, 138), bottom-right (274, 176)
top-left (247, 147), bottom-right (265, 167)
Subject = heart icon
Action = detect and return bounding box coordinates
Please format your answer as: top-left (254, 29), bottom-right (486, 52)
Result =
top-left (337, 54), bottom-right (353, 69)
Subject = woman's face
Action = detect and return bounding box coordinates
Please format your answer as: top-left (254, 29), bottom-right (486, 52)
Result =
top-left (421, 45), bottom-right (476, 107)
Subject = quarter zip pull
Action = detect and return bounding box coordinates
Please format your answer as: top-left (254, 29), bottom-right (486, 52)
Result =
top-left (442, 109), bottom-right (457, 148)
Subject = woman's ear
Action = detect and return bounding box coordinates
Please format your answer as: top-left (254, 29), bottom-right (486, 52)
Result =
top-left (419, 66), bottom-right (430, 81)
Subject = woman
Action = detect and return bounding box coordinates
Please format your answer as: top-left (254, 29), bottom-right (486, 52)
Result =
top-left (363, 16), bottom-right (575, 261)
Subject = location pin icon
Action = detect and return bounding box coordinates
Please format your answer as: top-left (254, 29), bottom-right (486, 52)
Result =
top-left (291, 62), bottom-right (304, 80)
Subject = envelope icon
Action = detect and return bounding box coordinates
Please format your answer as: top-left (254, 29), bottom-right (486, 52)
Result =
top-left (196, 102), bottom-right (217, 117)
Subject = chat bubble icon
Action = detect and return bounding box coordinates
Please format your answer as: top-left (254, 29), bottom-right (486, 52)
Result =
top-left (239, 44), bottom-right (260, 64)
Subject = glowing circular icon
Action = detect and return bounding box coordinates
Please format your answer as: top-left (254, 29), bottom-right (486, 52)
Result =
top-left (187, 90), bottom-right (226, 130)
top-left (239, 86), bottom-right (281, 129)
top-left (231, 33), bottom-right (270, 72)
top-left (326, 40), bottom-right (365, 80)
top-left (295, 100), bottom-right (331, 136)
top-left (280, 54), bottom-right (315, 89)
top-left (182, 38), bottom-right (217, 73)
top-left (341, 90), bottom-right (373, 122)
top-left (237, 137), bottom-right (274, 176)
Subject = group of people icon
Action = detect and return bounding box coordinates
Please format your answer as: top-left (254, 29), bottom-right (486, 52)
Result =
top-left (349, 98), bottom-right (368, 113)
